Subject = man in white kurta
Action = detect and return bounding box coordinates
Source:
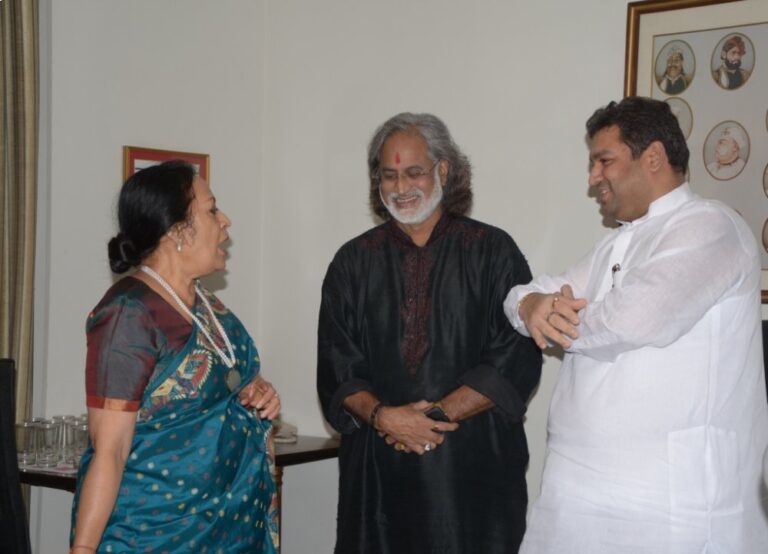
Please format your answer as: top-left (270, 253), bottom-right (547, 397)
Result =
top-left (504, 97), bottom-right (768, 553)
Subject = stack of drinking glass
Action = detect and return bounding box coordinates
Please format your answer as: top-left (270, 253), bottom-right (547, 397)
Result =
top-left (16, 415), bottom-right (89, 471)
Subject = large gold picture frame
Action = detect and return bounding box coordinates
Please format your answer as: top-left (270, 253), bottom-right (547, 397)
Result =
top-left (625, 0), bottom-right (768, 302)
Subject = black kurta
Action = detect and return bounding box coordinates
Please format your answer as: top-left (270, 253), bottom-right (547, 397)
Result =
top-left (317, 214), bottom-right (542, 554)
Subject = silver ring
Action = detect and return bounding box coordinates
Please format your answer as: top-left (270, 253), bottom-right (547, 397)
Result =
top-left (424, 443), bottom-right (432, 452)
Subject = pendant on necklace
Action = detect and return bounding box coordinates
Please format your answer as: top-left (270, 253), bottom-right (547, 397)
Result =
top-left (226, 368), bottom-right (241, 392)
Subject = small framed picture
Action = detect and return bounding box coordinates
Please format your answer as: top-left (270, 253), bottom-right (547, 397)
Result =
top-left (123, 146), bottom-right (209, 181)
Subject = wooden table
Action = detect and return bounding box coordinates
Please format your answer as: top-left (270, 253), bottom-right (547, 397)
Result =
top-left (19, 435), bottom-right (340, 551)
top-left (19, 435), bottom-right (339, 492)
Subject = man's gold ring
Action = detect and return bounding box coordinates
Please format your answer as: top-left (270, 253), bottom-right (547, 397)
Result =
top-left (395, 443), bottom-right (406, 451)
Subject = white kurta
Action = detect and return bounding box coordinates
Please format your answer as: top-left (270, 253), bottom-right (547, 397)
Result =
top-left (505, 184), bottom-right (768, 553)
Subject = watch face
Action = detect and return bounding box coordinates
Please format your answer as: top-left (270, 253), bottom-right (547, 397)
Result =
top-left (425, 406), bottom-right (450, 422)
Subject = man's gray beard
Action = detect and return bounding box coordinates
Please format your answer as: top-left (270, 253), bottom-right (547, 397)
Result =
top-left (380, 167), bottom-right (443, 225)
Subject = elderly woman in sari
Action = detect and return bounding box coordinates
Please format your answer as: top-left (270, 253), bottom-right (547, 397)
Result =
top-left (70, 161), bottom-right (280, 553)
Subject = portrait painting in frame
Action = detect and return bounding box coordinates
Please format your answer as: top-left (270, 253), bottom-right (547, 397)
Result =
top-left (625, 0), bottom-right (768, 301)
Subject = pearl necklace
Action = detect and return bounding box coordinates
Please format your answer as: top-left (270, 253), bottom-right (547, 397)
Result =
top-left (140, 265), bottom-right (236, 369)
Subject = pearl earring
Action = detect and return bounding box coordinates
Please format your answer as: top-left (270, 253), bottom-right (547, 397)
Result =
top-left (176, 239), bottom-right (183, 252)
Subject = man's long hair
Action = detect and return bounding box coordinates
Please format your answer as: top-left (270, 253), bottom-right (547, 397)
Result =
top-left (367, 112), bottom-right (472, 220)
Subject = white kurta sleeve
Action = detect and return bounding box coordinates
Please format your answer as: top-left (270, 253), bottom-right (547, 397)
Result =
top-left (568, 204), bottom-right (753, 362)
top-left (503, 240), bottom-right (605, 336)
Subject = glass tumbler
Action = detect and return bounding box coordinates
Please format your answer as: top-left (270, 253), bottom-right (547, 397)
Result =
top-left (35, 421), bottom-right (58, 468)
top-left (57, 416), bottom-right (77, 464)
top-left (71, 423), bottom-right (89, 470)
top-left (51, 416), bottom-right (66, 461)
top-left (15, 421), bottom-right (37, 465)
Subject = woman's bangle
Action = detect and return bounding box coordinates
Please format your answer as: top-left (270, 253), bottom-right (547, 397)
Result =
top-left (369, 402), bottom-right (384, 429)
top-left (70, 546), bottom-right (96, 553)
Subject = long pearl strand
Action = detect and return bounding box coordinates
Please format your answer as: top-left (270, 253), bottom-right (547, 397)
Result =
top-left (140, 265), bottom-right (236, 369)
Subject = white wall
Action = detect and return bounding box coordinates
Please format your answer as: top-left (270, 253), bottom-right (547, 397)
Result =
top-left (37, 1), bottom-right (635, 553)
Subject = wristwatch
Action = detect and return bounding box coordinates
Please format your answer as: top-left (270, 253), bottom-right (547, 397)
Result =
top-left (424, 402), bottom-right (451, 422)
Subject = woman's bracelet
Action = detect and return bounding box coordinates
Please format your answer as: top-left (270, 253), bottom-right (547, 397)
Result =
top-left (369, 402), bottom-right (384, 429)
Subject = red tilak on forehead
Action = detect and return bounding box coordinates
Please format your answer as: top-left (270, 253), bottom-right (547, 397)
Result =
top-left (395, 152), bottom-right (400, 165)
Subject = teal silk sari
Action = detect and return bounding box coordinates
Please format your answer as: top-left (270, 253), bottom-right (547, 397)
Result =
top-left (71, 286), bottom-right (279, 553)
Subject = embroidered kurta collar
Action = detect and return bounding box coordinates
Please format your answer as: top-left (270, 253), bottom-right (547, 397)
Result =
top-left (385, 211), bottom-right (453, 247)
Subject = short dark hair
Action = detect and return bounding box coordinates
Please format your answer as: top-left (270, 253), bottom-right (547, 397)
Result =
top-left (586, 96), bottom-right (689, 175)
top-left (367, 112), bottom-right (472, 220)
top-left (107, 160), bottom-right (196, 273)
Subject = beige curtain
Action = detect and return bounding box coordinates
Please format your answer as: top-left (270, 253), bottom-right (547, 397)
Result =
top-left (0, 0), bottom-right (38, 423)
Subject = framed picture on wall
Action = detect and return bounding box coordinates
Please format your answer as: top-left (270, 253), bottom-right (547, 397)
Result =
top-left (123, 146), bottom-right (210, 181)
top-left (625, 0), bottom-right (768, 302)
